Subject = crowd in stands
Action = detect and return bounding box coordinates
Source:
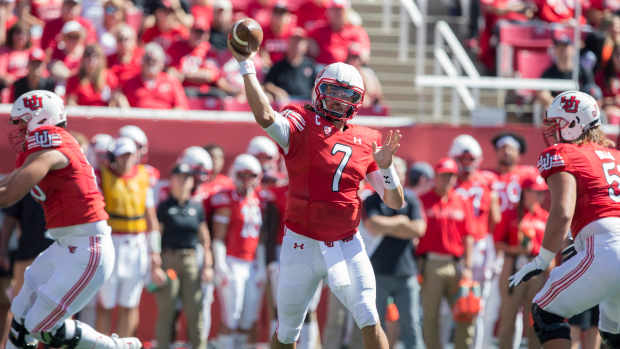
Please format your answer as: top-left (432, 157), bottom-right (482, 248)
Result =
top-left (0, 0), bottom-right (385, 114)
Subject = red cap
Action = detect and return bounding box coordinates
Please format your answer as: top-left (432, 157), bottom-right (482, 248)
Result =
top-left (192, 16), bottom-right (210, 31)
top-left (435, 157), bottom-right (458, 174)
top-left (522, 175), bottom-right (548, 191)
top-left (29, 48), bottom-right (46, 62)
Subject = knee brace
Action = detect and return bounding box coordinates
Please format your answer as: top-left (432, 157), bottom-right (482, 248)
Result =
top-left (600, 330), bottom-right (620, 348)
top-left (39, 322), bottom-right (82, 349)
top-left (531, 304), bottom-right (570, 344)
top-left (8, 319), bottom-right (38, 349)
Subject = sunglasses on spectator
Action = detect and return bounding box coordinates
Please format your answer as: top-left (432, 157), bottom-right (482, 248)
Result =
top-left (65, 33), bottom-right (82, 41)
top-left (143, 55), bottom-right (160, 63)
top-left (105, 6), bottom-right (119, 14)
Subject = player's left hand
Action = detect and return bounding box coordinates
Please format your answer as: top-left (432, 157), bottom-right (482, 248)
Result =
top-left (508, 255), bottom-right (546, 289)
top-left (373, 129), bottom-right (402, 169)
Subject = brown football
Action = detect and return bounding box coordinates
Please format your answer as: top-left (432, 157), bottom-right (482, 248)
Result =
top-left (229, 18), bottom-right (263, 55)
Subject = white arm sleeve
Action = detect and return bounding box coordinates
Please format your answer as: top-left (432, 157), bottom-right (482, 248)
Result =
top-left (264, 112), bottom-right (291, 154)
top-left (146, 187), bottom-right (155, 208)
top-left (366, 170), bottom-right (385, 201)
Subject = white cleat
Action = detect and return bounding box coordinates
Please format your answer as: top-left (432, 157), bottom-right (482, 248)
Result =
top-left (110, 334), bottom-right (142, 349)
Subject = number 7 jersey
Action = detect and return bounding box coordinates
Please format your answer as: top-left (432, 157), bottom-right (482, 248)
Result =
top-left (537, 142), bottom-right (620, 238)
top-left (279, 105), bottom-right (381, 242)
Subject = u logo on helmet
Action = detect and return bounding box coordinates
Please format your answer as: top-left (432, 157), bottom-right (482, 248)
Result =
top-left (23, 95), bottom-right (43, 111)
top-left (560, 95), bottom-right (580, 113)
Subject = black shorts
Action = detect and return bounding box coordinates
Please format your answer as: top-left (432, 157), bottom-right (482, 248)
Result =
top-left (568, 306), bottom-right (599, 330)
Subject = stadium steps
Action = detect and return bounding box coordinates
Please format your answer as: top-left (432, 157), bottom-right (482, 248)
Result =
top-left (352, 0), bottom-right (499, 122)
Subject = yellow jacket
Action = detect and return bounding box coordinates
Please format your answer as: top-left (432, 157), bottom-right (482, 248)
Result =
top-left (101, 165), bottom-right (150, 233)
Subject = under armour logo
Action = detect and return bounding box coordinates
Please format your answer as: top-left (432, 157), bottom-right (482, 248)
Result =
top-left (560, 95), bottom-right (580, 113)
top-left (68, 246), bottom-right (77, 253)
top-left (325, 241), bottom-right (334, 247)
top-left (353, 137), bottom-right (362, 144)
top-left (23, 95), bottom-right (42, 111)
top-left (293, 243), bottom-right (304, 250)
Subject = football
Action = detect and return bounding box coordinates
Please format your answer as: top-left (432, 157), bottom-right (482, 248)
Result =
top-left (228, 18), bottom-right (263, 55)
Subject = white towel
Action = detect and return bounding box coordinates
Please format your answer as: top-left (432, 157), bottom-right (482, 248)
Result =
top-left (319, 241), bottom-right (351, 289)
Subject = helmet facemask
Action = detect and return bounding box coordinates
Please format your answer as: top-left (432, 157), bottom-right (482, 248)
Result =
top-left (314, 79), bottom-right (364, 122)
top-left (542, 113), bottom-right (582, 146)
top-left (454, 152), bottom-right (479, 174)
top-left (8, 119), bottom-right (28, 152)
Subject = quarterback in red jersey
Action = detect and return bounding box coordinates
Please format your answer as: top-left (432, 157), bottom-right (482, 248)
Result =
top-left (1, 90), bottom-right (140, 349)
top-left (211, 154), bottom-right (266, 348)
top-left (229, 37), bottom-right (403, 349)
top-left (509, 91), bottom-right (620, 349)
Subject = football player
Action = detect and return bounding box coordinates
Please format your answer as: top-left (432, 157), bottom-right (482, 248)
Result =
top-left (229, 37), bottom-right (403, 349)
top-left (1, 90), bottom-right (140, 349)
top-left (509, 91), bottom-right (620, 349)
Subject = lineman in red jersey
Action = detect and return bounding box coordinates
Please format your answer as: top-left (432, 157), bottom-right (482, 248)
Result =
top-left (1, 90), bottom-right (140, 349)
top-left (229, 37), bottom-right (404, 348)
top-left (509, 91), bottom-right (620, 349)
top-left (449, 134), bottom-right (501, 349)
top-left (211, 154), bottom-right (266, 348)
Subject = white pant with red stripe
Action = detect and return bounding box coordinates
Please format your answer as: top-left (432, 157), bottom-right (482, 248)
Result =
top-left (533, 217), bottom-right (620, 334)
top-left (10, 221), bottom-right (114, 335)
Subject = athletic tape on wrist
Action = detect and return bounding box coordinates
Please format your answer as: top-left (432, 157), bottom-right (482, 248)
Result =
top-left (239, 60), bottom-right (255, 75)
top-left (148, 231), bottom-right (161, 254)
top-left (380, 165), bottom-right (400, 190)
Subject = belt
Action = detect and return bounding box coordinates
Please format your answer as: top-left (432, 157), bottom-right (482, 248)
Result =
top-left (426, 252), bottom-right (460, 261)
top-left (162, 248), bottom-right (196, 254)
top-left (108, 213), bottom-right (146, 221)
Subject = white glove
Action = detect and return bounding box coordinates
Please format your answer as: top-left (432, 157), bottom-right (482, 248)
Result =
top-left (509, 247), bottom-right (555, 289)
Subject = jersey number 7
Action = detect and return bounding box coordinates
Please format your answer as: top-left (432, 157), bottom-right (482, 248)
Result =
top-left (331, 143), bottom-right (352, 192)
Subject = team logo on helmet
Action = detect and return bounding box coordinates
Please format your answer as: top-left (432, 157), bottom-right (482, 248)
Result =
top-left (23, 95), bottom-right (43, 111)
top-left (560, 95), bottom-right (580, 113)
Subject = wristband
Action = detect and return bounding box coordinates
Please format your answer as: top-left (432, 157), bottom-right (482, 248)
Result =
top-left (537, 247), bottom-right (555, 267)
top-left (147, 231), bottom-right (161, 254)
top-left (380, 165), bottom-right (401, 190)
top-left (239, 60), bottom-right (256, 76)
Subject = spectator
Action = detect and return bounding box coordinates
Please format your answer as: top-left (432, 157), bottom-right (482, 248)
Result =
top-left (121, 42), bottom-right (189, 109)
top-left (142, 0), bottom-right (192, 28)
top-left (40, 0), bottom-right (96, 50)
top-left (245, 0), bottom-right (276, 26)
top-left (65, 44), bottom-right (124, 106)
top-left (307, 0), bottom-right (370, 65)
top-left (362, 156), bottom-right (426, 349)
top-left (96, 137), bottom-right (159, 337)
top-left (30, 0), bottom-right (63, 22)
top-left (166, 17), bottom-right (226, 98)
top-left (209, 0), bottom-right (233, 52)
top-left (407, 161), bottom-right (434, 196)
top-left (10, 48), bottom-right (55, 101)
top-left (49, 20), bottom-right (87, 83)
top-left (295, 0), bottom-right (328, 30)
top-left (0, 0), bottom-right (18, 47)
top-left (107, 24), bottom-right (142, 82)
top-left (587, 0), bottom-right (620, 28)
top-left (346, 43), bottom-right (382, 108)
top-left (416, 158), bottom-right (476, 349)
top-left (191, 0), bottom-right (213, 31)
top-left (260, 2), bottom-right (294, 67)
top-left (141, 0), bottom-right (189, 51)
top-left (0, 22), bottom-right (33, 92)
top-left (264, 28), bottom-right (316, 104)
top-left (535, 0), bottom-right (588, 24)
top-left (536, 34), bottom-right (594, 108)
top-left (98, 0), bottom-right (129, 55)
top-left (584, 13), bottom-right (620, 71)
top-left (596, 45), bottom-right (620, 117)
top-left (153, 163), bottom-right (212, 349)
top-left (494, 175), bottom-right (548, 349)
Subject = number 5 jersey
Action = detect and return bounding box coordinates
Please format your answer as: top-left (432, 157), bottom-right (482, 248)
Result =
top-left (537, 142), bottom-right (620, 238)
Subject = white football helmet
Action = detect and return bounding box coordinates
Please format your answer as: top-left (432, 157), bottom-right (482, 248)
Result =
top-left (231, 154), bottom-right (262, 190)
top-left (544, 90), bottom-right (601, 145)
top-left (449, 134), bottom-right (482, 173)
top-left (86, 133), bottom-right (114, 168)
top-left (119, 125), bottom-right (148, 158)
top-left (247, 136), bottom-right (278, 158)
top-left (10, 90), bottom-right (67, 132)
top-left (312, 62), bottom-right (365, 121)
top-left (178, 146), bottom-right (213, 183)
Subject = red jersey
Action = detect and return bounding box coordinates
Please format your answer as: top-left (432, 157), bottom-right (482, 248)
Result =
top-left (308, 23), bottom-right (370, 65)
top-left (492, 165), bottom-right (539, 212)
top-left (0, 48), bottom-right (30, 82)
top-left (295, 1), bottom-right (327, 30)
top-left (210, 189), bottom-right (262, 261)
top-left (166, 40), bottom-right (220, 89)
top-left (50, 46), bottom-right (83, 74)
top-left (141, 25), bottom-right (189, 51)
top-left (262, 25), bottom-right (293, 64)
top-left (107, 47), bottom-right (144, 82)
top-left (494, 204), bottom-right (547, 256)
top-left (65, 70), bottom-right (119, 106)
top-left (40, 17), bottom-right (97, 50)
top-left (537, 142), bottom-right (620, 237)
top-left (16, 126), bottom-right (108, 228)
top-left (535, 0), bottom-right (588, 23)
top-left (278, 105), bottom-right (381, 241)
top-left (121, 72), bottom-right (189, 109)
top-left (416, 189), bottom-right (474, 257)
top-left (454, 170), bottom-right (495, 241)
top-left (257, 183), bottom-right (288, 244)
top-left (202, 174), bottom-right (235, 220)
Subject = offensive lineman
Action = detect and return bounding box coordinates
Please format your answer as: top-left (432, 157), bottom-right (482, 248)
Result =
top-left (228, 35), bottom-right (403, 348)
top-left (0, 90), bottom-right (141, 349)
top-left (509, 91), bottom-right (620, 349)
